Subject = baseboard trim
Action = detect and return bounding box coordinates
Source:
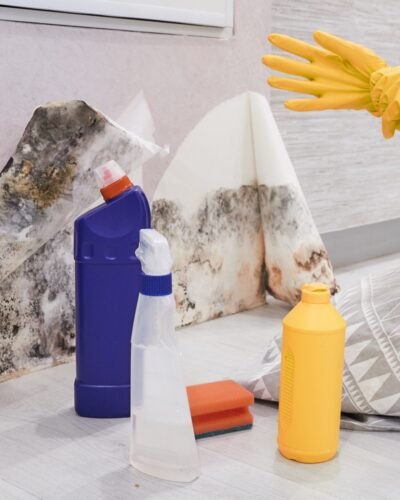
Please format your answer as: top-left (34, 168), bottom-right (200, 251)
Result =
top-left (322, 218), bottom-right (400, 269)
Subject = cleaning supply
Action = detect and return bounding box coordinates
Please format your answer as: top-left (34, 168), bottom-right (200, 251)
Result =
top-left (74, 161), bottom-right (150, 418)
top-left (130, 229), bottom-right (200, 482)
top-left (278, 283), bottom-right (346, 464)
top-left (187, 380), bottom-right (254, 439)
top-left (263, 31), bottom-right (400, 138)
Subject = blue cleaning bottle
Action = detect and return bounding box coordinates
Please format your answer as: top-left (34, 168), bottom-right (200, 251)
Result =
top-left (74, 161), bottom-right (151, 418)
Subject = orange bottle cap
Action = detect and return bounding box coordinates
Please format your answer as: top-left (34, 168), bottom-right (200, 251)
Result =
top-left (95, 161), bottom-right (133, 201)
top-left (100, 175), bottom-right (133, 201)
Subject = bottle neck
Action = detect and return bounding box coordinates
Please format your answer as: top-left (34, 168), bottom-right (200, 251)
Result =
top-left (301, 283), bottom-right (330, 304)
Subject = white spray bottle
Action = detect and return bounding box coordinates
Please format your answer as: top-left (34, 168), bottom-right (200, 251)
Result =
top-left (130, 229), bottom-right (200, 482)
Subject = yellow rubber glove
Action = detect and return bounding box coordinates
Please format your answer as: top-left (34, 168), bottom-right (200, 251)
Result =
top-left (262, 31), bottom-right (400, 138)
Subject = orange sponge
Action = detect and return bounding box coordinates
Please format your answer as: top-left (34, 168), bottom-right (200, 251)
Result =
top-left (187, 380), bottom-right (254, 439)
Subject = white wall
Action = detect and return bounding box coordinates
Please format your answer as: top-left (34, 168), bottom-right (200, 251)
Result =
top-left (0, 0), bottom-right (269, 200)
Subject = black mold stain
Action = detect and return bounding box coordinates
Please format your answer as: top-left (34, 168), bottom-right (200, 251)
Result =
top-left (0, 100), bottom-right (147, 377)
top-left (0, 176), bottom-right (335, 376)
top-left (259, 184), bottom-right (337, 302)
top-left (0, 101), bottom-right (106, 216)
top-left (152, 185), bottom-right (265, 326)
top-left (0, 228), bottom-right (75, 376)
top-left (0, 291), bottom-right (20, 373)
top-left (294, 249), bottom-right (329, 272)
top-left (258, 184), bottom-right (304, 240)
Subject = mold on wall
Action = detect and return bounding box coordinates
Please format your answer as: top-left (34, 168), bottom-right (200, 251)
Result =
top-left (0, 1), bottom-right (271, 380)
top-left (153, 186), bottom-right (266, 326)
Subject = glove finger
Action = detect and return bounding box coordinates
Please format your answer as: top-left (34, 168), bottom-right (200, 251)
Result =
top-left (262, 55), bottom-right (314, 78)
top-left (268, 76), bottom-right (321, 95)
top-left (268, 33), bottom-right (331, 61)
top-left (285, 92), bottom-right (371, 111)
top-left (269, 76), bottom-right (368, 95)
top-left (263, 54), bottom-right (370, 89)
top-left (313, 31), bottom-right (386, 78)
top-left (382, 117), bottom-right (396, 139)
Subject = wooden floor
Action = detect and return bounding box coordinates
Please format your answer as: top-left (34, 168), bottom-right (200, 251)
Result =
top-left (1, 255), bottom-right (400, 499)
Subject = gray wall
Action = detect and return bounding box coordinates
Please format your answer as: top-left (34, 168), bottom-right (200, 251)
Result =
top-left (270, 0), bottom-right (400, 233)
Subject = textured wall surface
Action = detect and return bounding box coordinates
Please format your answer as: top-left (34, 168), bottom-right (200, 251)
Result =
top-left (270, 0), bottom-right (400, 232)
top-left (2, 1), bottom-right (398, 234)
top-left (0, 0), bottom-right (270, 201)
top-left (0, 1), bottom-right (272, 379)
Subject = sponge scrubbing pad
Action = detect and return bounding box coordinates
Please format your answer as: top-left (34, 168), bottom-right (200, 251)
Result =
top-left (187, 380), bottom-right (254, 439)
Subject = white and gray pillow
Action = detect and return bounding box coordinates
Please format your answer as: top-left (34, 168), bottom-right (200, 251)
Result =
top-left (244, 262), bottom-right (400, 431)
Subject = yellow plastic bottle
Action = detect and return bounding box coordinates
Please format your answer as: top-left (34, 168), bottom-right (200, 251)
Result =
top-left (278, 283), bottom-right (346, 464)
